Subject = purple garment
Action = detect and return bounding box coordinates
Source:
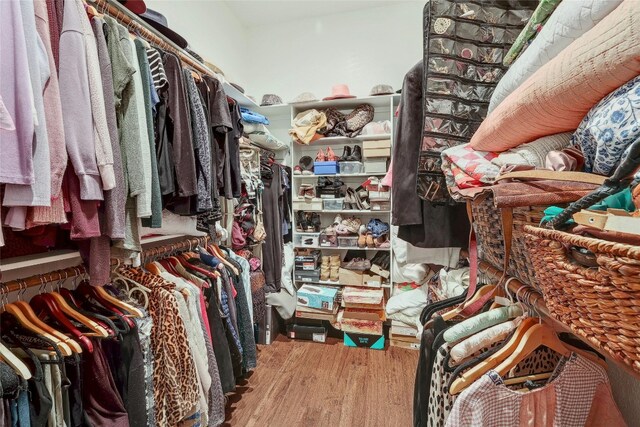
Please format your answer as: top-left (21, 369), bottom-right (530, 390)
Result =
top-left (0, 0), bottom-right (35, 185)
top-left (58, 0), bottom-right (103, 201)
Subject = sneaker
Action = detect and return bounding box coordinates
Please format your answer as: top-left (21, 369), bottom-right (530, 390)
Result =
top-left (293, 165), bottom-right (302, 175)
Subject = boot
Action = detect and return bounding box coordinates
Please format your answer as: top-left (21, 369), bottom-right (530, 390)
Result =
top-left (296, 211), bottom-right (307, 231)
top-left (330, 255), bottom-right (341, 267)
top-left (320, 256), bottom-right (330, 281)
top-left (340, 145), bottom-right (352, 161)
top-left (350, 145), bottom-right (363, 162)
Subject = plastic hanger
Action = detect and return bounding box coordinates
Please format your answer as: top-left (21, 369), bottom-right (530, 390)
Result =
top-left (0, 341), bottom-right (32, 380)
top-left (449, 317), bottom-right (537, 395)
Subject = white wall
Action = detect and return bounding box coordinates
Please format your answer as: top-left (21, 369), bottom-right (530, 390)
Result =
top-left (243, 2), bottom-right (424, 102)
top-left (145, 0), bottom-right (249, 85)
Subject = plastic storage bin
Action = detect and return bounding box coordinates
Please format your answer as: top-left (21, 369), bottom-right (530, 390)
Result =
top-left (365, 159), bottom-right (388, 174)
top-left (295, 233), bottom-right (320, 248)
top-left (319, 232), bottom-right (338, 247)
top-left (323, 198), bottom-right (344, 210)
top-left (338, 236), bottom-right (359, 248)
top-left (314, 161), bottom-right (339, 175)
top-left (339, 161), bottom-right (364, 175)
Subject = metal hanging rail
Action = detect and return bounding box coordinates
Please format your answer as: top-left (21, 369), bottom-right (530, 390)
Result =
top-left (91, 0), bottom-right (220, 78)
top-left (0, 236), bottom-right (209, 294)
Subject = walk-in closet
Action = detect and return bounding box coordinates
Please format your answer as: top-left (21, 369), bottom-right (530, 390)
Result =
top-left (1, 0), bottom-right (640, 425)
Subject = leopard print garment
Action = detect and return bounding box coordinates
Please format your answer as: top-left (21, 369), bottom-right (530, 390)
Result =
top-left (427, 344), bottom-right (560, 427)
top-left (121, 269), bottom-right (200, 426)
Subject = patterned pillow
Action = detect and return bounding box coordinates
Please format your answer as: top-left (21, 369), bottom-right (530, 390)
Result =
top-left (573, 75), bottom-right (640, 176)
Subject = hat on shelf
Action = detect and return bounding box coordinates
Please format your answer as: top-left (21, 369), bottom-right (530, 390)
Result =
top-left (261, 94), bottom-right (284, 106)
top-left (139, 9), bottom-right (188, 49)
top-left (118, 0), bottom-right (147, 14)
top-left (369, 84), bottom-right (394, 96)
top-left (230, 82), bottom-right (245, 93)
top-left (323, 84), bottom-right (356, 101)
top-left (290, 92), bottom-right (319, 104)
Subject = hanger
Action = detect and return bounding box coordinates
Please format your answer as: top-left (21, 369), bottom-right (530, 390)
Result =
top-left (83, 0), bottom-right (103, 18)
top-left (441, 284), bottom-right (497, 322)
top-left (449, 317), bottom-right (537, 395)
top-left (0, 341), bottom-right (32, 380)
top-left (13, 276), bottom-right (84, 354)
top-left (208, 244), bottom-right (239, 275)
top-left (493, 323), bottom-right (572, 377)
top-left (1, 281), bottom-right (75, 357)
top-left (90, 264), bottom-right (144, 318)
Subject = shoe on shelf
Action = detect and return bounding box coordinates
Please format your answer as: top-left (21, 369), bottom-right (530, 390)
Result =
top-left (311, 213), bottom-right (321, 232)
top-left (349, 145), bottom-right (363, 162)
top-left (320, 265), bottom-right (330, 281)
top-left (330, 255), bottom-right (341, 266)
top-left (344, 217), bottom-right (362, 234)
top-left (326, 147), bottom-right (337, 161)
top-left (374, 234), bottom-right (391, 248)
top-left (316, 149), bottom-right (326, 162)
top-left (366, 232), bottom-right (375, 248)
top-left (357, 225), bottom-right (367, 248)
top-left (294, 165), bottom-right (302, 175)
top-left (330, 266), bottom-right (340, 282)
top-left (370, 252), bottom-right (390, 270)
top-left (342, 257), bottom-right (371, 271)
top-left (333, 214), bottom-right (343, 225)
top-left (296, 211), bottom-right (308, 231)
top-left (340, 145), bottom-right (352, 161)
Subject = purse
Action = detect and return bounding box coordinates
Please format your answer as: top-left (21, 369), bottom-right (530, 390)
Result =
top-left (253, 192), bottom-right (267, 243)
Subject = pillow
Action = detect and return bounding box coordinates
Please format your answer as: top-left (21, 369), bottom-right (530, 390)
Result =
top-left (471, 0), bottom-right (639, 152)
top-left (573, 75), bottom-right (640, 176)
top-left (489, 0), bottom-right (623, 113)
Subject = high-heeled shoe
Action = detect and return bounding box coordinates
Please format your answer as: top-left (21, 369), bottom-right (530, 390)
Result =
top-left (340, 146), bottom-right (352, 161)
top-left (325, 147), bottom-right (337, 161)
top-left (316, 149), bottom-right (326, 162)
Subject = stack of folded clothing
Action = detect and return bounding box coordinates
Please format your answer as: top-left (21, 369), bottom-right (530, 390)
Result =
top-left (385, 283), bottom-right (430, 336)
top-left (241, 107), bottom-right (288, 151)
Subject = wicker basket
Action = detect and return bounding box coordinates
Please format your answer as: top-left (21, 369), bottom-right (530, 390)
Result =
top-left (471, 194), bottom-right (545, 288)
top-left (524, 225), bottom-right (640, 373)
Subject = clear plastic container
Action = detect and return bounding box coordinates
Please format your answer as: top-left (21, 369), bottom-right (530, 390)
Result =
top-left (339, 161), bottom-right (364, 175)
top-left (295, 233), bottom-right (320, 247)
top-left (338, 236), bottom-right (359, 248)
top-left (323, 198), bottom-right (345, 211)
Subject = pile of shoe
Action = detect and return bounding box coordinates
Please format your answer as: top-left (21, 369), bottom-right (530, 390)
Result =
top-left (357, 218), bottom-right (390, 248)
top-left (320, 255), bottom-right (341, 282)
top-left (296, 211), bottom-right (321, 232)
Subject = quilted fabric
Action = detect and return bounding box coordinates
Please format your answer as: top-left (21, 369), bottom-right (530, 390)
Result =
top-left (489, 0), bottom-right (623, 113)
top-left (574, 75), bottom-right (640, 176)
top-left (471, 0), bottom-right (640, 152)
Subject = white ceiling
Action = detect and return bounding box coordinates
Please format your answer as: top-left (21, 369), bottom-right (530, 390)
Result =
top-left (223, 0), bottom-right (407, 27)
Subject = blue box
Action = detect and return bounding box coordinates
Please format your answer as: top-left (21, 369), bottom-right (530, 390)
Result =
top-left (314, 161), bottom-right (339, 175)
top-left (344, 332), bottom-right (385, 350)
top-left (297, 285), bottom-right (338, 311)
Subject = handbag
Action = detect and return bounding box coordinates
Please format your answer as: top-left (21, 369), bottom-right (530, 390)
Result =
top-left (253, 192), bottom-right (267, 243)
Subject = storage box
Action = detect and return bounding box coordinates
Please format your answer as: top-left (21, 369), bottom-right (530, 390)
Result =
top-left (294, 233), bottom-right (319, 248)
top-left (343, 307), bottom-right (386, 322)
top-left (338, 236), bottom-right (359, 248)
top-left (316, 186), bottom-right (343, 199)
top-left (339, 268), bottom-right (363, 286)
top-left (339, 161), bottom-right (364, 175)
top-left (297, 285), bottom-right (338, 311)
top-left (365, 158), bottom-right (388, 174)
top-left (362, 272), bottom-right (384, 288)
top-left (342, 318), bottom-right (383, 335)
top-left (313, 161), bottom-right (339, 175)
top-left (363, 147), bottom-right (391, 158)
top-left (342, 286), bottom-right (384, 309)
top-left (319, 232), bottom-right (338, 247)
top-left (293, 198), bottom-right (322, 211)
top-left (295, 251), bottom-right (321, 271)
top-left (371, 201), bottom-right (391, 211)
top-left (295, 269), bottom-right (320, 283)
top-left (344, 332), bottom-right (385, 350)
top-left (323, 198), bottom-right (344, 210)
top-left (287, 324), bottom-right (328, 342)
top-left (363, 139), bottom-right (391, 150)
top-left (370, 263), bottom-right (390, 279)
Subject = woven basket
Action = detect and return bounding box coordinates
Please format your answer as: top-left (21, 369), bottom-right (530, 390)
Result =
top-left (524, 225), bottom-right (640, 373)
top-left (471, 194), bottom-right (544, 288)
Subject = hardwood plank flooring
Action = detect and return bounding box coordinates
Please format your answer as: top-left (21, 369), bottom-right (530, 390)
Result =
top-left (224, 336), bottom-right (419, 427)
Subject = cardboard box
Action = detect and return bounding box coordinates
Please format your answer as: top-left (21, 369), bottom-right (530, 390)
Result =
top-left (363, 147), bottom-right (391, 158)
top-left (343, 307), bottom-right (386, 322)
top-left (294, 270), bottom-right (320, 283)
top-left (389, 339), bottom-right (420, 350)
top-left (344, 332), bottom-right (385, 350)
top-left (363, 139), bottom-right (391, 150)
top-left (287, 324), bottom-right (327, 342)
top-left (339, 268), bottom-right (363, 287)
top-left (342, 286), bottom-right (384, 309)
top-left (362, 272), bottom-right (384, 288)
top-left (364, 158), bottom-right (388, 174)
top-left (297, 285), bottom-right (338, 311)
top-left (295, 252), bottom-right (321, 271)
top-left (370, 264), bottom-right (390, 279)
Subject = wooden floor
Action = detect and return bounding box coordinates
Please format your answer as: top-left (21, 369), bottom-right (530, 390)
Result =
top-left (224, 335), bottom-right (419, 427)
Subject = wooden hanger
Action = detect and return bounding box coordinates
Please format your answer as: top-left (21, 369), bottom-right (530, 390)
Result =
top-left (12, 301), bottom-right (83, 354)
top-left (441, 284), bottom-right (497, 322)
top-left (208, 245), bottom-right (239, 275)
top-left (493, 323), bottom-right (571, 377)
top-left (94, 267), bottom-right (145, 318)
top-left (0, 341), bottom-right (32, 380)
top-left (449, 317), bottom-right (537, 395)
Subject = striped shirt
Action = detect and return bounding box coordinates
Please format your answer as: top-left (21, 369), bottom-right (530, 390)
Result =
top-left (146, 47), bottom-right (168, 91)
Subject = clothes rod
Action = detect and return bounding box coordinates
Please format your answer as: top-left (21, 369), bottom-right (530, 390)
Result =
top-left (0, 236), bottom-right (209, 294)
top-left (91, 0), bottom-right (219, 78)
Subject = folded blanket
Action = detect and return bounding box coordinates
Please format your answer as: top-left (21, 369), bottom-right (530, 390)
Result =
top-left (386, 284), bottom-right (429, 316)
top-left (491, 133), bottom-right (572, 168)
